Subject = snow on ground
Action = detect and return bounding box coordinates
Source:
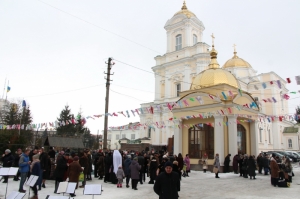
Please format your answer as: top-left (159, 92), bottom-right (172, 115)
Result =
top-left (1, 163), bottom-right (299, 199)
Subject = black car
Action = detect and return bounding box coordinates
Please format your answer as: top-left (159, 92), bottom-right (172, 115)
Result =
top-left (270, 151), bottom-right (298, 162)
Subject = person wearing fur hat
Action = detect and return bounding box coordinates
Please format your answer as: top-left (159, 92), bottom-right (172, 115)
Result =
top-left (67, 156), bottom-right (83, 197)
top-left (154, 161), bottom-right (180, 199)
top-left (116, 165), bottom-right (125, 188)
top-left (30, 154), bottom-right (41, 199)
top-left (1, 149), bottom-right (14, 183)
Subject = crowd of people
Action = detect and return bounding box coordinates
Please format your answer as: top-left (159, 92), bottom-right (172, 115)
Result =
top-left (1, 147), bottom-right (296, 199)
top-left (220, 152), bottom-right (294, 187)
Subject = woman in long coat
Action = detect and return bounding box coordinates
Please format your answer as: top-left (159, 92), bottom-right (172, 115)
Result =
top-left (184, 154), bottom-right (190, 176)
top-left (67, 156), bottom-right (83, 197)
top-left (129, 157), bottom-right (141, 190)
top-left (232, 154), bottom-right (239, 174)
top-left (247, 156), bottom-right (256, 179)
top-left (202, 153), bottom-right (208, 173)
top-left (213, 153), bottom-right (220, 178)
top-left (104, 152), bottom-right (113, 183)
top-left (177, 153), bottom-right (184, 173)
top-left (97, 152), bottom-right (105, 180)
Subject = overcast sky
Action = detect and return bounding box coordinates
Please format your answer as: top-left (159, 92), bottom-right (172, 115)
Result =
top-left (1, 0), bottom-right (299, 134)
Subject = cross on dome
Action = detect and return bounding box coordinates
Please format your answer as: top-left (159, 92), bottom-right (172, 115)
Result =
top-left (211, 33), bottom-right (215, 46)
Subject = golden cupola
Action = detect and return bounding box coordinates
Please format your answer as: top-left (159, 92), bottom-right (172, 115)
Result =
top-left (174, 1), bottom-right (196, 18)
top-left (191, 35), bottom-right (240, 89)
top-left (222, 45), bottom-right (251, 68)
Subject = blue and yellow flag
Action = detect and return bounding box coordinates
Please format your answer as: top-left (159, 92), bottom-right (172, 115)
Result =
top-left (7, 86), bottom-right (11, 92)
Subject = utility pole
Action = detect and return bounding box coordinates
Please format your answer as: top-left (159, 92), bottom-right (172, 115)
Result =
top-left (103, 58), bottom-right (114, 150)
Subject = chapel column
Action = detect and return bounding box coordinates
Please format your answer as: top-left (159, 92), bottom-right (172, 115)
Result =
top-left (214, 116), bottom-right (224, 167)
top-left (250, 121), bottom-right (259, 156)
top-left (174, 120), bottom-right (182, 155)
top-left (228, 115), bottom-right (238, 165)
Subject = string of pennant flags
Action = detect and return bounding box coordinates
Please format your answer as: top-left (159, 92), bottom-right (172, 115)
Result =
top-left (1, 77), bottom-right (299, 131)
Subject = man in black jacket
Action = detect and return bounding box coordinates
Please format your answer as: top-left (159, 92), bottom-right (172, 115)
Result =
top-left (137, 153), bottom-right (145, 184)
top-left (53, 153), bottom-right (69, 193)
top-left (154, 161), bottom-right (180, 199)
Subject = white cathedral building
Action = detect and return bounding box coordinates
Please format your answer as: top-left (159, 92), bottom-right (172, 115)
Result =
top-left (108, 2), bottom-right (298, 157)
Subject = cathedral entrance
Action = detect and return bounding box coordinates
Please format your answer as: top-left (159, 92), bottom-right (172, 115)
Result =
top-left (237, 124), bottom-right (246, 154)
top-left (188, 124), bottom-right (214, 159)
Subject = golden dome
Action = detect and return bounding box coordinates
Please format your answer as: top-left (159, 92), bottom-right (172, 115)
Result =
top-left (174, 1), bottom-right (196, 18)
top-left (222, 47), bottom-right (251, 68)
top-left (191, 36), bottom-right (240, 89)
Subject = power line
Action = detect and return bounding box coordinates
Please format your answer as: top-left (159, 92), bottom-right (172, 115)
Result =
top-left (36, 0), bottom-right (162, 54)
top-left (24, 84), bottom-right (105, 98)
top-left (110, 89), bottom-right (150, 103)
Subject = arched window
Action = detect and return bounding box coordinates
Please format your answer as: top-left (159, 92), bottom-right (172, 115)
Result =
top-left (237, 124), bottom-right (246, 154)
top-left (188, 124), bottom-right (214, 159)
top-left (176, 83), bottom-right (181, 97)
top-left (193, 34), bottom-right (197, 45)
top-left (176, 34), bottom-right (182, 51)
top-left (288, 139), bottom-right (292, 148)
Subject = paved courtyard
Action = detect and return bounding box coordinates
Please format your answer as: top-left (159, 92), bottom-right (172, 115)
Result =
top-left (1, 164), bottom-right (299, 199)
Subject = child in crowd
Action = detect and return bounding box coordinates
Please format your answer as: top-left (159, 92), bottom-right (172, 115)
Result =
top-left (182, 162), bottom-right (187, 177)
top-left (116, 164), bottom-right (125, 188)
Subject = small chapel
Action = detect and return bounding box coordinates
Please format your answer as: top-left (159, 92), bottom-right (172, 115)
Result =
top-left (136, 1), bottom-right (297, 170)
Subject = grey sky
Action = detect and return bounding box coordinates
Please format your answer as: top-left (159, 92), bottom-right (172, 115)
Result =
top-left (1, 0), bottom-right (299, 134)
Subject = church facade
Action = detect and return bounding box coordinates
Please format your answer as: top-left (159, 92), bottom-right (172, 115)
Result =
top-left (135, 2), bottom-right (298, 169)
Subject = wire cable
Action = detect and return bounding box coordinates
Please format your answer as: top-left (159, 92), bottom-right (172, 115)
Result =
top-left (36, 0), bottom-right (162, 54)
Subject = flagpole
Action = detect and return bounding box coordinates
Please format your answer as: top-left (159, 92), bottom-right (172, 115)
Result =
top-left (2, 77), bottom-right (6, 99)
top-left (5, 80), bottom-right (9, 101)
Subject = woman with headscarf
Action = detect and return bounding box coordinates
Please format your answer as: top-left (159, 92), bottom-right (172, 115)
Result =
top-left (67, 156), bottom-right (83, 197)
top-left (247, 155), bottom-right (256, 179)
top-left (30, 154), bottom-right (41, 199)
top-left (213, 153), bottom-right (220, 178)
top-left (284, 157), bottom-right (293, 182)
top-left (202, 153), bottom-right (208, 173)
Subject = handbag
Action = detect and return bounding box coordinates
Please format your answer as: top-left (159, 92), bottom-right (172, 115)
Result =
top-left (213, 167), bottom-right (219, 173)
top-left (79, 172), bottom-right (84, 182)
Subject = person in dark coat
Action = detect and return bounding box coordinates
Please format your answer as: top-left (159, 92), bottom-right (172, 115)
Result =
top-left (177, 153), bottom-right (184, 172)
top-left (67, 156), bottom-right (83, 197)
top-left (238, 155), bottom-right (244, 177)
top-left (53, 153), bottom-right (69, 193)
top-left (129, 157), bottom-right (141, 190)
top-left (137, 153), bottom-right (145, 184)
top-left (104, 152), bottom-right (113, 183)
top-left (30, 154), bottom-right (42, 199)
top-left (247, 156), bottom-right (256, 179)
top-left (39, 148), bottom-right (49, 188)
top-left (256, 153), bottom-right (263, 174)
top-left (1, 149), bottom-right (14, 183)
top-left (242, 155), bottom-right (249, 178)
top-left (97, 152), bottom-right (105, 180)
top-left (172, 161), bottom-right (181, 181)
top-left (148, 157), bottom-right (158, 184)
top-left (86, 151), bottom-right (93, 180)
top-left (13, 148), bottom-right (22, 181)
top-left (232, 154), bottom-right (239, 174)
top-left (262, 154), bottom-right (270, 175)
top-left (154, 161), bottom-right (180, 199)
top-left (124, 155), bottom-right (132, 188)
top-left (224, 154), bottom-right (231, 173)
top-left (93, 151), bottom-right (100, 178)
top-left (79, 152), bottom-right (89, 188)
top-left (270, 153), bottom-right (280, 186)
